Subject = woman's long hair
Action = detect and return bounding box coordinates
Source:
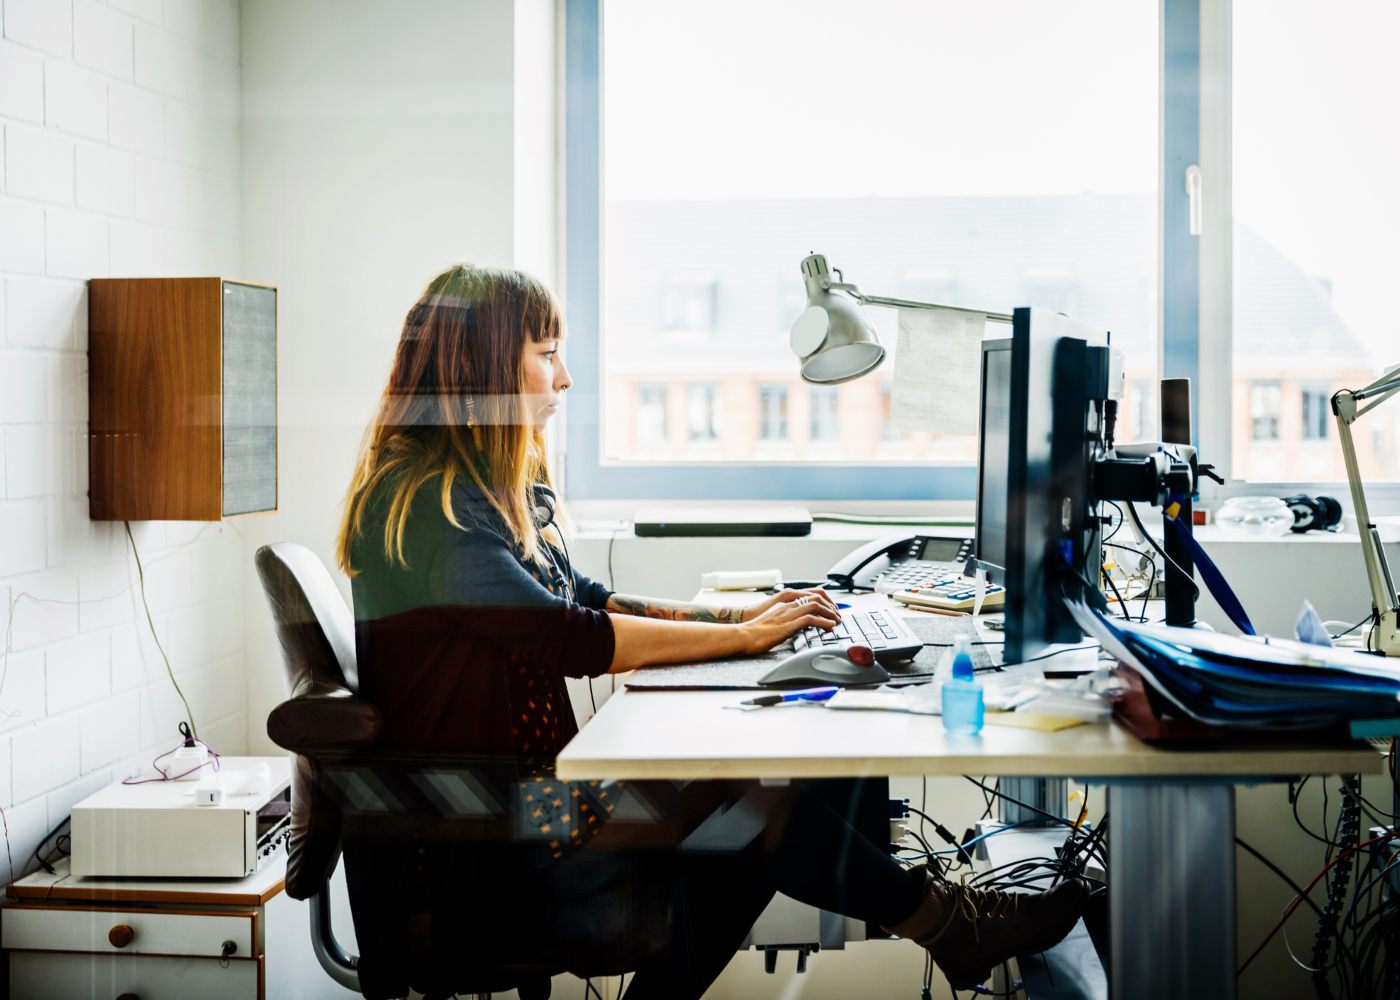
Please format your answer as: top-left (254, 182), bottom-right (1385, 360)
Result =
top-left (337, 264), bottom-right (561, 574)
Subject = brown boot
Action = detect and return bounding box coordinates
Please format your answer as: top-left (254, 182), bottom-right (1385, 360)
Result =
top-left (884, 872), bottom-right (1090, 990)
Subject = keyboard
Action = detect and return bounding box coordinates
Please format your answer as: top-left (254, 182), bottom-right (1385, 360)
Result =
top-left (891, 574), bottom-right (1006, 612)
top-left (793, 607), bottom-right (923, 664)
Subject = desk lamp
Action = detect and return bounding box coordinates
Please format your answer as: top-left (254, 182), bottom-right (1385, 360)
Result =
top-left (1332, 366), bottom-right (1400, 656)
top-left (789, 253), bottom-right (1012, 384)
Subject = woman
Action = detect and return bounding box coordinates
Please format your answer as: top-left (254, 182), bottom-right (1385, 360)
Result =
top-left (337, 264), bottom-right (1087, 997)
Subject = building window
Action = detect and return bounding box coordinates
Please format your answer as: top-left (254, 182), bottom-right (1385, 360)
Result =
top-left (687, 383), bottom-right (719, 441)
top-left (659, 274), bottom-right (718, 333)
top-left (636, 384), bottom-right (669, 448)
top-left (759, 384), bottom-right (788, 441)
top-left (1230, 2), bottom-right (1400, 481)
top-left (1250, 382), bottom-right (1281, 441)
top-left (809, 386), bottom-right (839, 442)
top-left (568, 0), bottom-right (1159, 498)
top-left (1301, 386), bottom-right (1330, 441)
top-left (879, 382), bottom-right (900, 441)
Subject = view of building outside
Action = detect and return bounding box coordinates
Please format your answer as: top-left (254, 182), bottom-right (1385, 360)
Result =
top-left (598, 1), bottom-right (1395, 484)
top-left (1232, 0), bottom-right (1400, 482)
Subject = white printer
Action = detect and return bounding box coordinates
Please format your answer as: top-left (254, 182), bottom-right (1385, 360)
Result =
top-left (70, 756), bottom-right (292, 878)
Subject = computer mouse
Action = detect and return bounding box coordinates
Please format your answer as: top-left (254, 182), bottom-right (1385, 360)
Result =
top-left (757, 644), bottom-right (891, 688)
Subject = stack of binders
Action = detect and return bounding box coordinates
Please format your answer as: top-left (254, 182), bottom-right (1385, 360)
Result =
top-left (1071, 603), bottom-right (1400, 733)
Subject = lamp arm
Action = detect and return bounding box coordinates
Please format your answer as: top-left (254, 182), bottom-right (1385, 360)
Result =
top-left (822, 280), bottom-right (1014, 323)
top-left (1352, 371), bottom-right (1400, 419)
top-left (1333, 389), bottom-right (1399, 621)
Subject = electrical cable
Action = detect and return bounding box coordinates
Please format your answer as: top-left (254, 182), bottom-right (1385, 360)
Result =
top-left (1236, 836), bottom-right (1327, 924)
top-left (606, 520), bottom-right (624, 592)
top-left (962, 777), bottom-right (1077, 830)
top-left (1311, 776), bottom-right (1362, 998)
top-left (30, 816), bottom-right (72, 876)
top-left (125, 522), bottom-right (198, 737)
top-left (1124, 502), bottom-right (1200, 602)
top-left (1328, 612), bottom-right (1375, 642)
top-left (896, 820), bottom-right (1033, 859)
top-left (1238, 827), bottom-right (1400, 976)
top-left (1100, 564), bottom-right (1132, 621)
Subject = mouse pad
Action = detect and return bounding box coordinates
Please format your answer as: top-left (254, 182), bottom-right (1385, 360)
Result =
top-left (623, 612), bottom-right (992, 690)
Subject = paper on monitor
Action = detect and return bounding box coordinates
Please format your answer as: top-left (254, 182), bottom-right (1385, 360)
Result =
top-left (889, 307), bottom-right (985, 435)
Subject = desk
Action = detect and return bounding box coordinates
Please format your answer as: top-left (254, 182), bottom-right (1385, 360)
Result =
top-left (557, 599), bottom-right (1382, 999)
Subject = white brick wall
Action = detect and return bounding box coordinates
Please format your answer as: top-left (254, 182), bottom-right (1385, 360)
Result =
top-left (0, 0), bottom-right (245, 881)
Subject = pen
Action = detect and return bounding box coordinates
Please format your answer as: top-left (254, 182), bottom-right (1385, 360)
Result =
top-left (741, 686), bottom-right (840, 707)
top-left (903, 603), bottom-right (970, 618)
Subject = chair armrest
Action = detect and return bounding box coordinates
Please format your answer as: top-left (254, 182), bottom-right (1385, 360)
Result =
top-left (267, 685), bottom-right (383, 754)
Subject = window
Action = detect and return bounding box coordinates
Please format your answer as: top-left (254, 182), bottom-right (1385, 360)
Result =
top-left (687, 383), bottom-right (720, 441)
top-left (758, 384), bottom-right (788, 441)
top-left (1230, 1), bottom-right (1400, 482)
top-left (809, 386), bottom-right (839, 443)
top-left (1250, 382), bottom-right (1281, 442)
top-left (1301, 387), bottom-right (1330, 442)
top-left (566, 0), bottom-right (1159, 499)
top-left (660, 273), bottom-right (718, 334)
top-left (879, 382), bottom-right (900, 442)
top-left (635, 384), bottom-right (669, 451)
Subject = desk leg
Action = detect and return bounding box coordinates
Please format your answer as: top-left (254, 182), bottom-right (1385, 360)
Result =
top-left (1107, 782), bottom-right (1236, 1000)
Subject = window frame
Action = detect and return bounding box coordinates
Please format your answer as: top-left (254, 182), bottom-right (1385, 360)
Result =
top-left (1194, 0), bottom-right (1400, 511)
top-left (562, 0), bottom-right (1170, 503)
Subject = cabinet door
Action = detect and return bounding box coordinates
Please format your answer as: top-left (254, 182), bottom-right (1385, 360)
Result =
top-left (9, 951), bottom-right (260, 1000)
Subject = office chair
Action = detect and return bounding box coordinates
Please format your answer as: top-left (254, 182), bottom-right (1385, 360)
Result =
top-left (255, 542), bottom-right (673, 1000)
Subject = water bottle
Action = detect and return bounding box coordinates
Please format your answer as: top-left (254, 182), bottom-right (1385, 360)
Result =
top-left (941, 636), bottom-right (984, 736)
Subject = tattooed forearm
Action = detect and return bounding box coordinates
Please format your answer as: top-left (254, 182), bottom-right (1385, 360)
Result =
top-left (606, 594), bottom-right (744, 624)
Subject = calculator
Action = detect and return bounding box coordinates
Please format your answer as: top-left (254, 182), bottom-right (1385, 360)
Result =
top-left (891, 574), bottom-right (1006, 612)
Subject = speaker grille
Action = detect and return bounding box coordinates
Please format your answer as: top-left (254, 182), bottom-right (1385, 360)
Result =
top-left (222, 282), bottom-right (277, 516)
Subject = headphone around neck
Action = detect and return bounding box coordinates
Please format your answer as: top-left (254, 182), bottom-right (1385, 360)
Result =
top-left (531, 483), bottom-right (558, 530)
top-left (531, 483), bottom-right (574, 602)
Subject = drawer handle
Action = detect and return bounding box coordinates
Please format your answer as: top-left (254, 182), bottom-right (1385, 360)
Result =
top-left (108, 924), bottom-right (135, 948)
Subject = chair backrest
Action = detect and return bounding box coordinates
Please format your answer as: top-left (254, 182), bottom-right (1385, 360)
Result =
top-left (256, 542), bottom-right (358, 691)
top-left (255, 542), bottom-right (381, 899)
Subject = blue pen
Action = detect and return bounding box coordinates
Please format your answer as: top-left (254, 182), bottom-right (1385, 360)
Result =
top-left (741, 686), bottom-right (840, 707)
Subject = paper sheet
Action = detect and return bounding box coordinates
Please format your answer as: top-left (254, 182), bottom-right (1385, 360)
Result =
top-left (889, 307), bottom-right (985, 435)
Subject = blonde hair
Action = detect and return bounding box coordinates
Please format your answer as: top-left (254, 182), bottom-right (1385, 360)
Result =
top-left (336, 264), bottom-right (562, 574)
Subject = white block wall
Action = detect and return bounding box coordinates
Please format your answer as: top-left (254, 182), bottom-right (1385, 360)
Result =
top-left (0, 0), bottom-right (245, 880)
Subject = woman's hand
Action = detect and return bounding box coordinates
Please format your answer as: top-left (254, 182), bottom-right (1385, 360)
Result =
top-left (737, 592), bottom-right (842, 655)
top-left (740, 587), bottom-right (841, 623)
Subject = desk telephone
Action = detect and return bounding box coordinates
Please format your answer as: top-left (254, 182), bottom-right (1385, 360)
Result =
top-left (826, 534), bottom-right (1004, 612)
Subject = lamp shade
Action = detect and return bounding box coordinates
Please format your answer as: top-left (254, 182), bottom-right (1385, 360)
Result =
top-left (789, 254), bottom-right (886, 384)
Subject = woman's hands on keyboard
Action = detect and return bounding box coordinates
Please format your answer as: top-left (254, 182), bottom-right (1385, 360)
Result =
top-left (737, 588), bottom-right (841, 655)
top-left (739, 587), bottom-right (840, 623)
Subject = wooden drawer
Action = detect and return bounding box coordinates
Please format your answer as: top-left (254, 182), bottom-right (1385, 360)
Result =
top-left (2, 904), bottom-right (257, 959)
top-left (8, 950), bottom-right (261, 1000)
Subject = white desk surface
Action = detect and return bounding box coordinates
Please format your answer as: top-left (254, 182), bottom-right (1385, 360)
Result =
top-left (557, 590), bottom-right (1381, 783)
top-left (555, 687), bottom-right (1380, 781)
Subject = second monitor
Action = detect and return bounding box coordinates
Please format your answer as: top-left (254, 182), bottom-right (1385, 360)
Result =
top-left (976, 309), bottom-right (1114, 663)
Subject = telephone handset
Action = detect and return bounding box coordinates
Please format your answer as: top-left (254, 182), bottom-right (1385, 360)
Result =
top-left (826, 534), bottom-right (974, 592)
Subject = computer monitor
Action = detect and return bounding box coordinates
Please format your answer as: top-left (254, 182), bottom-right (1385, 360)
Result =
top-left (976, 308), bottom-right (1110, 662)
top-left (974, 338), bottom-right (1013, 583)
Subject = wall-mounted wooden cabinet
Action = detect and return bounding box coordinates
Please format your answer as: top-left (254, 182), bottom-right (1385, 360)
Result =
top-left (89, 278), bottom-right (278, 521)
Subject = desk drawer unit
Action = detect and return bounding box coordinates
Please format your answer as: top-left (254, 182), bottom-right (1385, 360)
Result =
top-left (7, 951), bottom-right (260, 1000)
top-left (3, 905), bottom-right (262, 1000)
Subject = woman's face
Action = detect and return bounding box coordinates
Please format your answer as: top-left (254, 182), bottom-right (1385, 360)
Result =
top-left (522, 336), bottom-right (571, 423)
